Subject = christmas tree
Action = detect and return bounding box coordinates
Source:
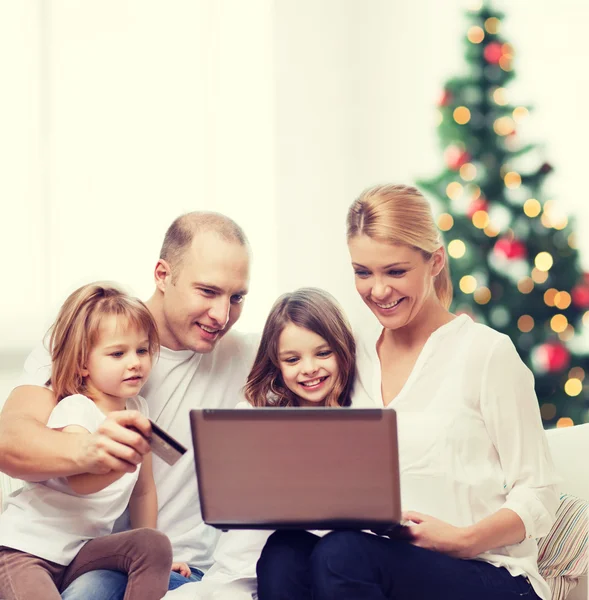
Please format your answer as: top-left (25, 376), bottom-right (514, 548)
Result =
top-left (418, 1), bottom-right (589, 427)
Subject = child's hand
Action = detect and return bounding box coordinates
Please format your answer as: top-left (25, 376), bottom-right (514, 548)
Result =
top-left (172, 561), bottom-right (192, 578)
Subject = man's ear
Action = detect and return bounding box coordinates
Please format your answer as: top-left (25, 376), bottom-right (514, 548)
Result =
top-left (432, 247), bottom-right (446, 278)
top-left (154, 259), bottom-right (173, 293)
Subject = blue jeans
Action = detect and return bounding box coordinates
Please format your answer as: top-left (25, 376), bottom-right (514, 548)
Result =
top-left (60, 566), bottom-right (204, 599)
top-left (257, 530), bottom-right (541, 600)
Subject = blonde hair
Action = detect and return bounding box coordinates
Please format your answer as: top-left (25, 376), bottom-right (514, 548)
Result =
top-left (47, 282), bottom-right (159, 401)
top-left (244, 288), bottom-right (356, 408)
top-left (346, 184), bottom-right (453, 309)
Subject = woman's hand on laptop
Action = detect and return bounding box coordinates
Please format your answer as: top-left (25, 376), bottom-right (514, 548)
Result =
top-left (172, 561), bottom-right (191, 578)
top-left (402, 511), bottom-right (474, 559)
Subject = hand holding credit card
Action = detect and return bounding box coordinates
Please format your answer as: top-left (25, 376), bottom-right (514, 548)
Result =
top-left (148, 419), bottom-right (187, 466)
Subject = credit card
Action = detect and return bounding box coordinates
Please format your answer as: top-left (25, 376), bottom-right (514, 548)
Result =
top-left (149, 419), bottom-right (187, 466)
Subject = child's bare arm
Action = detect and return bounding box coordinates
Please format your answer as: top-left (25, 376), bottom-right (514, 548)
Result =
top-left (129, 451), bottom-right (158, 529)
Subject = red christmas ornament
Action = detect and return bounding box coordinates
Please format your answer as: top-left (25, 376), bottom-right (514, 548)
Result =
top-left (572, 284), bottom-right (589, 308)
top-left (438, 89), bottom-right (452, 107)
top-left (536, 342), bottom-right (570, 373)
top-left (493, 238), bottom-right (527, 260)
top-left (483, 42), bottom-right (503, 64)
top-left (444, 145), bottom-right (471, 170)
top-left (467, 197), bottom-right (489, 218)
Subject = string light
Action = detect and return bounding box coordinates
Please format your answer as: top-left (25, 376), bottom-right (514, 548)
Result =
top-left (568, 233), bottom-right (577, 248)
top-left (564, 378), bottom-right (583, 397)
top-left (513, 107), bottom-right (529, 122)
top-left (446, 182), bottom-right (464, 200)
top-left (543, 288), bottom-right (558, 307)
top-left (556, 417), bottom-right (574, 428)
top-left (472, 210), bottom-right (490, 229)
top-left (459, 163), bottom-right (477, 181)
top-left (493, 116), bottom-right (515, 136)
top-left (550, 314), bottom-right (568, 333)
top-left (467, 26), bottom-right (485, 44)
top-left (517, 277), bottom-right (534, 294)
top-left (454, 107), bottom-right (471, 124)
top-left (504, 171), bottom-right (521, 189)
top-left (448, 239), bottom-right (466, 258)
top-left (535, 252), bottom-right (553, 272)
top-left (523, 199), bottom-right (541, 218)
top-left (459, 275), bottom-right (477, 294)
top-left (437, 213), bottom-right (454, 231)
top-left (554, 291), bottom-right (572, 310)
top-left (517, 315), bottom-right (534, 332)
top-left (492, 87), bottom-right (508, 105)
top-left (474, 286), bottom-right (491, 305)
top-left (484, 17), bottom-right (501, 34)
top-left (569, 367), bottom-right (585, 381)
top-left (531, 268), bottom-right (549, 284)
top-left (483, 223), bottom-right (500, 237)
top-left (499, 56), bottom-right (513, 71)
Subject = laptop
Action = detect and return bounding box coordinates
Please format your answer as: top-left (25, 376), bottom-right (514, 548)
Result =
top-left (189, 407), bottom-right (402, 530)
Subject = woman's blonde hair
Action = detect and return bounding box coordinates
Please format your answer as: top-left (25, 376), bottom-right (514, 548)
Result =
top-left (346, 184), bottom-right (453, 309)
top-left (47, 282), bottom-right (159, 401)
top-left (244, 288), bottom-right (356, 408)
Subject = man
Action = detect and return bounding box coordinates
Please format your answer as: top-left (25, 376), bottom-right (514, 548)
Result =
top-left (0, 212), bottom-right (259, 598)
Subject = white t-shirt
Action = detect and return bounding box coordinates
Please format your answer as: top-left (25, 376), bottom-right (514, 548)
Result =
top-left (13, 330), bottom-right (259, 570)
top-left (0, 394), bottom-right (147, 566)
top-left (352, 313), bottom-right (560, 600)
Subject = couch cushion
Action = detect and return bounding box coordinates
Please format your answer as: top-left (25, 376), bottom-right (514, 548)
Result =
top-left (538, 493), bottom-right (588, 600)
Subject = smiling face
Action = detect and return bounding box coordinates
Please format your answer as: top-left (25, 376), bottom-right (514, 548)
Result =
top-left (83, 315), bottom-right (153, 404)
top-left (154, 231), bottom-right (250, 353)
top-left (277, 323), bottom-right (340, 406)
top-left (348, 235), bottom-right (444, 331)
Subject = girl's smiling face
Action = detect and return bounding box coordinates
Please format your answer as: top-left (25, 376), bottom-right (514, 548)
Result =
top-left (277, 323), bottom-right (340, 406)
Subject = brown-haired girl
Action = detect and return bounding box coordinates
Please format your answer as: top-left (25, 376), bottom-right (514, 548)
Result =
top-left (0, 282), bottom-right (185, 600)
top-left (244, 287), bottom-right (356, 408)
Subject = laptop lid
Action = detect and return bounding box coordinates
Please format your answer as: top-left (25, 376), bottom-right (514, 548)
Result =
top-left (190, 407), bottom-right (402, 530)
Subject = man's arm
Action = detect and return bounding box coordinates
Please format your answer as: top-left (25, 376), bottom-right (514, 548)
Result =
top-left (0, 385), bottom-right (153, 481)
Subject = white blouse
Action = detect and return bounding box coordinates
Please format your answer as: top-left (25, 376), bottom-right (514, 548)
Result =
top-left (352, 313), bottom-right (560, 600)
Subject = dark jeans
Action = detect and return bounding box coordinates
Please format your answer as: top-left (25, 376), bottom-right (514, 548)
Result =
top-left (257, 530), bottom-right (541, 600)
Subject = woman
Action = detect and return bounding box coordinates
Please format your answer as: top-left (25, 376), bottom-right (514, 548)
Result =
top-left (256, 184), bottom-right (559, 600)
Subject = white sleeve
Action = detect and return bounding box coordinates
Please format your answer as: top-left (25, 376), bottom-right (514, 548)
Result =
top-left (13, 341), bottom-right (53, 390)
top-left (46, 394), bottom-right (104, 434)
top-left (480, 336), bottom-right (560, 540)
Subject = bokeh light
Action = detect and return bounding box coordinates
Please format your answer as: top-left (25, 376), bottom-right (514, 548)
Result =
top-left (437, 213), bottom-right (454, 231)
top-left (517, 277), bottom-right (534, 294)
top-left (550, 314), bottom-right (568, 333)
top-left (523, 198), bottom-right (541, 218)
top-left (454, 106), bottom-right (471, 125)
top-left (467, 26), bottom-right (485, 44)
top-left (459, 275), bottom-right (477, 294)
top-left (564, 379), bottom-right (583, 397)
top-left (474, 287), bottom-right (491, 305)
top-left (448, 239), bottom-right (466, 258)
top-left (517, 315), bottom-right (534, 333)
top-left (535, 252), bottom-right (553, 272)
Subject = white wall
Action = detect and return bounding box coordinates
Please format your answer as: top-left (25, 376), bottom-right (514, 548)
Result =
top-left (1, 0), bottom-right (589, 402)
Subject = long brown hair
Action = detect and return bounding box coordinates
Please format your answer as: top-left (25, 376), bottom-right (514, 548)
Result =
top-left (47, 282), bottom-right (159, 401)
top-left (245, 288), bottom-right (356, 407)
top-left (347, 184), bottom-right (453, 309)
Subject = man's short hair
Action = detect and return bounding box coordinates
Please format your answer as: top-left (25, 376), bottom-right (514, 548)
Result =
top-left (160, 211), bottom-right (249, 279)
